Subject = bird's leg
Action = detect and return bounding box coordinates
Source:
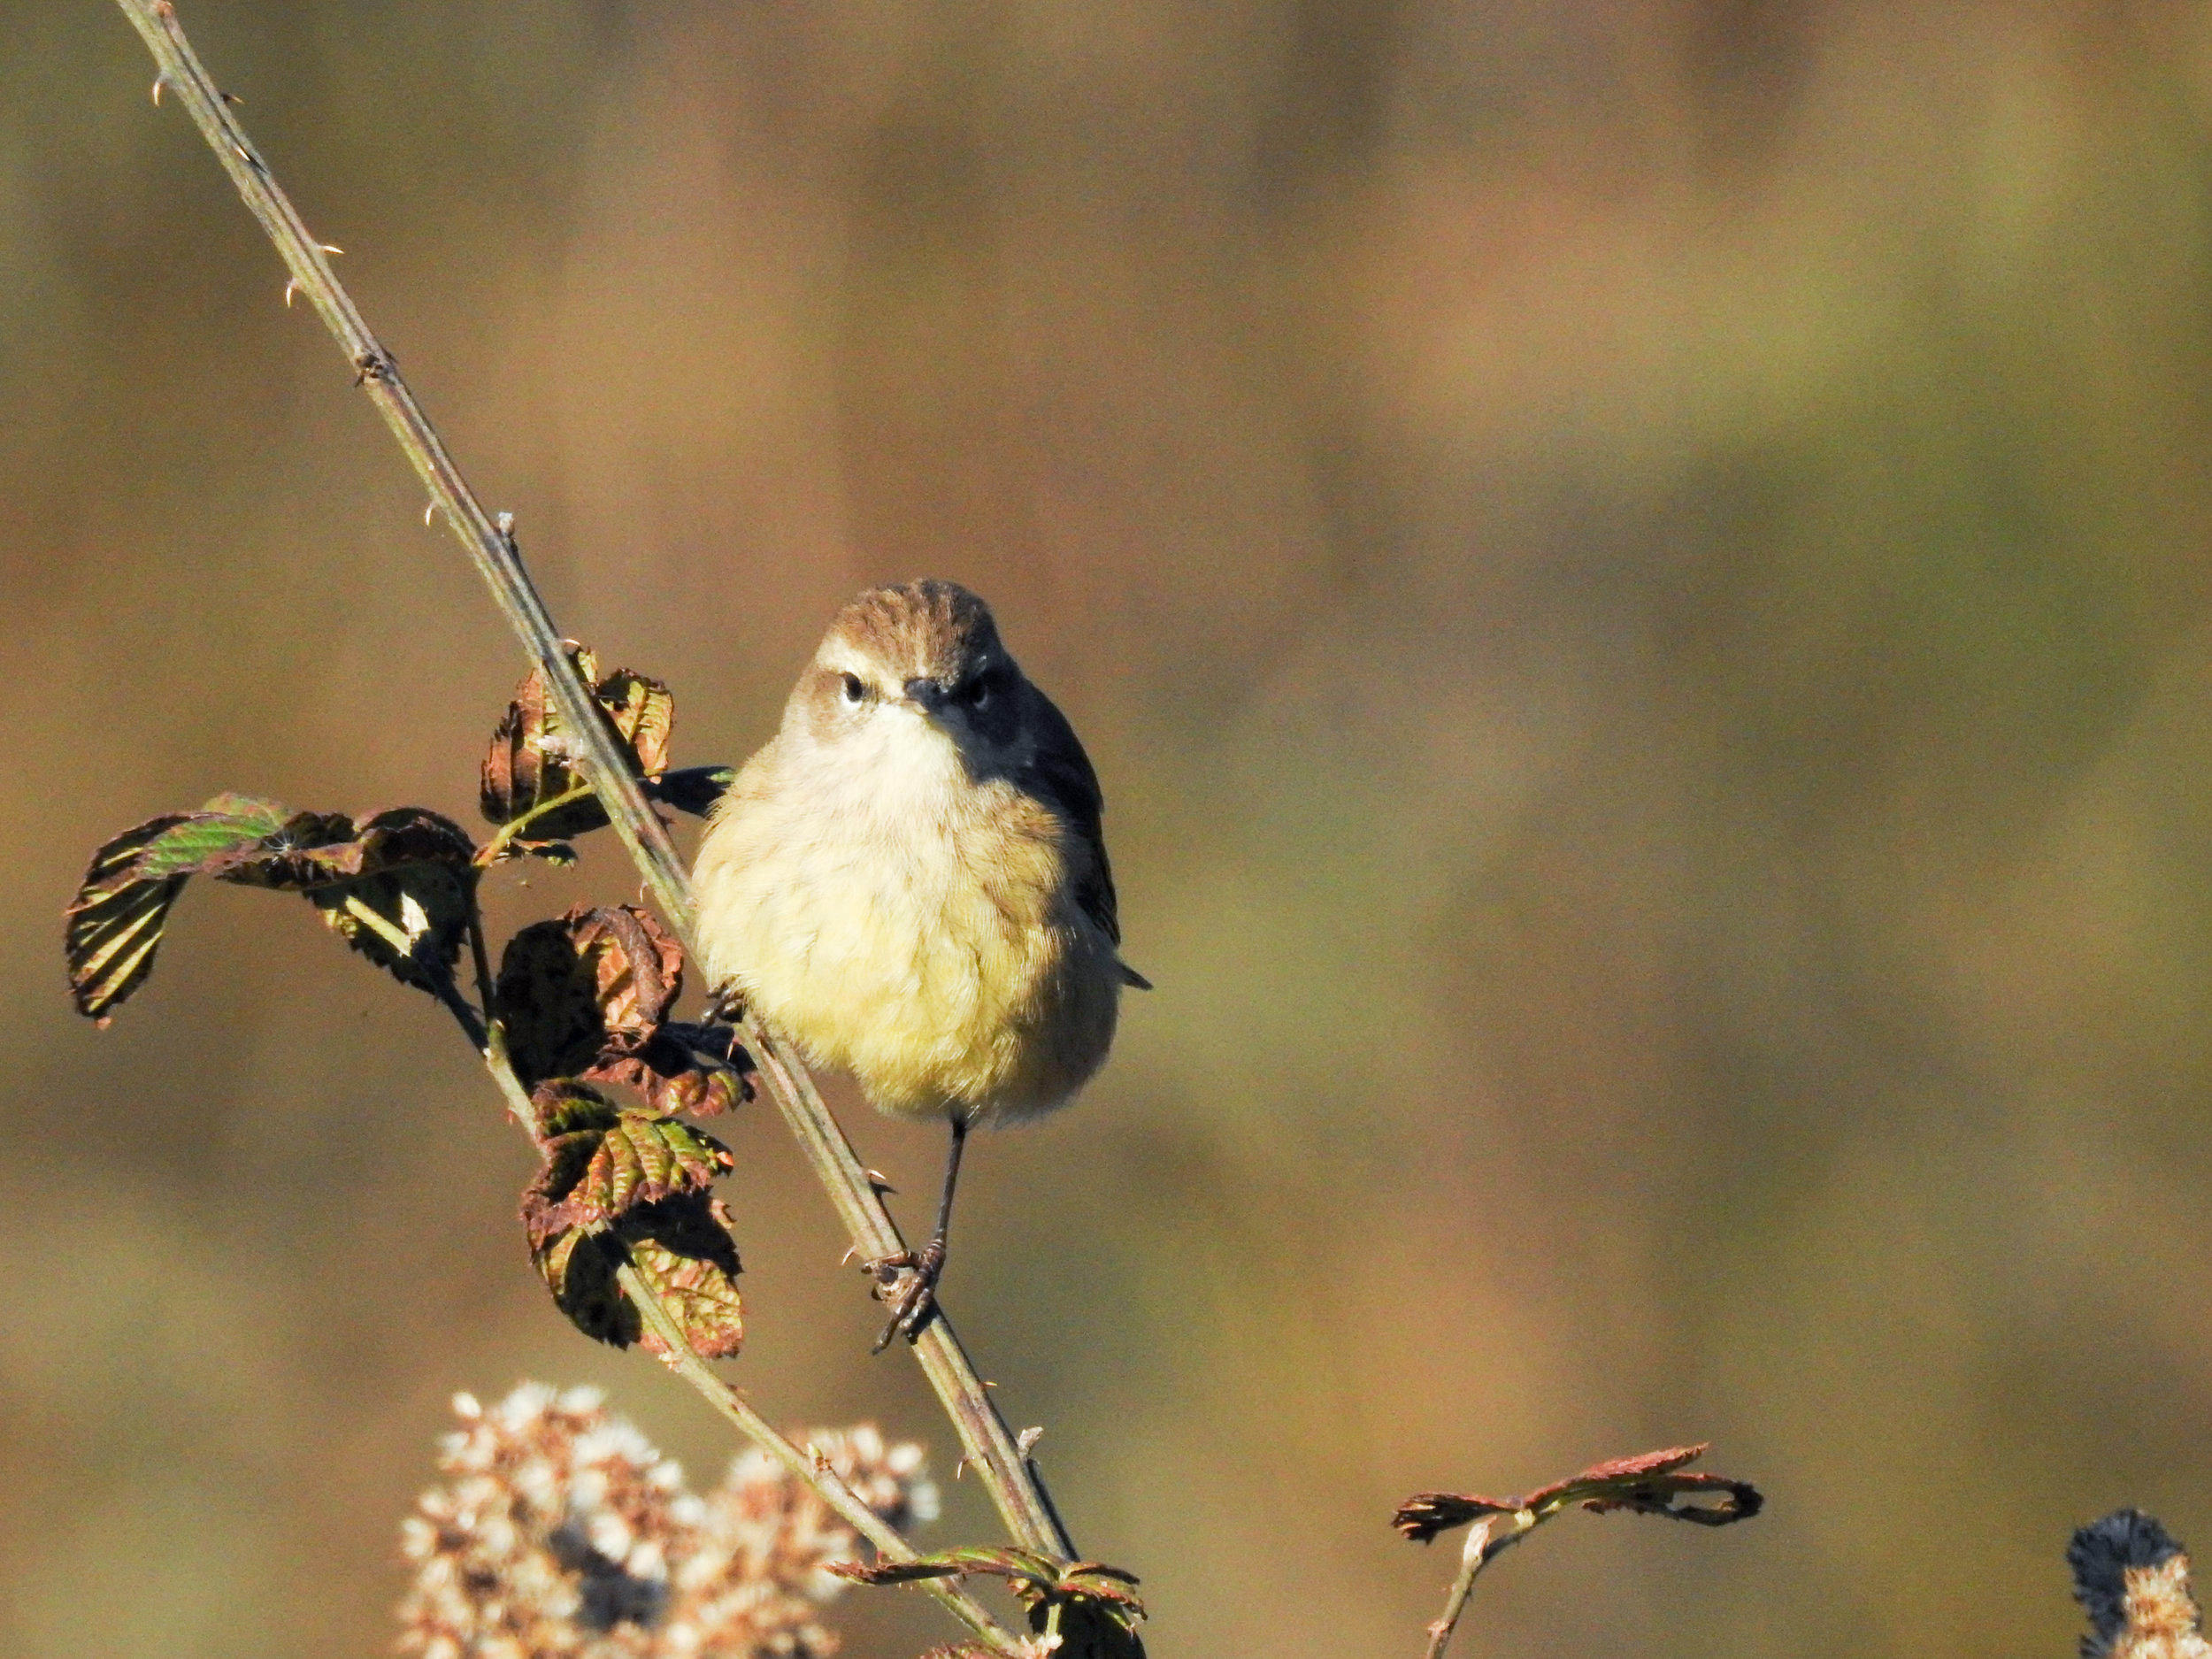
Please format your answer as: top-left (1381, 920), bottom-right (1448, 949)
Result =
top-left (864, 1113), bottom-right (968, 1353)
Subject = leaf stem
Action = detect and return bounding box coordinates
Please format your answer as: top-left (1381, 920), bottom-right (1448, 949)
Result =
top-left (1422, 1513), bottom-right (1534, 1659)
top-left (116, 0), bottom-right (1072, 1563)
top-left (473, 780), bottom-right (595, 868)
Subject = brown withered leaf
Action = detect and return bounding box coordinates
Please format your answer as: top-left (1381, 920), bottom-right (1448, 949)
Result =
top-left (496, 905), bottom-right (681, 1085)
top-left (480, 647), bottom-right (676, 853)
top-left (1394, 1443), bottom-right (1762, 1545)
top-left (496, 907), bottom-right (752, 1114)
top-left (834, 1548), bottom-right (1145, 1658)
top-left (65, 795), bottom-right (474, 1020)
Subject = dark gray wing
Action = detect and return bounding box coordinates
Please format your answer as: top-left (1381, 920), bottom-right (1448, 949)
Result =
top-left (1014, 680), bottom-right (1121, 947)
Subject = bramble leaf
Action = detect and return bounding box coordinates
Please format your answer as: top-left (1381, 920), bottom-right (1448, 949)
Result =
top-left (65, 796), bottom-right (475, 1020)
top-left (833, 1549), bottom-right (1146, 1656)
top-left (626, 1197), bottom-right (746, 1359)
top-left (480, 648), bottom-right (682, 856)
top-left (520, 1079), bottom-right (733, 1234)
top-left (496, 906), bottom-right (753, 1114)
top-left (520, 1079), bottom-right (741, 1349)
top-left (1394, 1442), bottom-right (1763, 1545)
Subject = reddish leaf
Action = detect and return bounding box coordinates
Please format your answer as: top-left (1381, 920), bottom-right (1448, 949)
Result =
top-left (497, 906), bottom-right (752, 1114)
top-left (480, 647), bottom-right (677, 853)
top-left (1394, 1443), bottom-right (1762, 1544)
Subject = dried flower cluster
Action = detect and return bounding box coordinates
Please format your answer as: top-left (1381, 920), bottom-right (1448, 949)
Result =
top-left (398, 1384), bottom-right (939, 1659)
top-left (2072, 1511), bottom-right (2212, 1659)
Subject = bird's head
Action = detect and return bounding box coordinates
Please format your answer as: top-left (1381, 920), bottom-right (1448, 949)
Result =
top-left (788, 579), bottom-right (1027, 765)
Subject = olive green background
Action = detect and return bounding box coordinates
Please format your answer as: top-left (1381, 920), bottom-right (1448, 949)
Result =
top-left (9, 4), bottom-right (2212, 1655)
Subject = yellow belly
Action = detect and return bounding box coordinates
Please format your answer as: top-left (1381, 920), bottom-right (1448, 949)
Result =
top-left (693, 745), bottom-right (1121, 1125)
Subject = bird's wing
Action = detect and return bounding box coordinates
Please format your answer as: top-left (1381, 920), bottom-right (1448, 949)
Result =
top-left (1017, 683), bottom-right (1122, 947)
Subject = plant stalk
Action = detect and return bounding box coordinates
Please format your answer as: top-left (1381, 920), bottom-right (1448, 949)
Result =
top-left (118, 0), bottom-right (1071, 1563)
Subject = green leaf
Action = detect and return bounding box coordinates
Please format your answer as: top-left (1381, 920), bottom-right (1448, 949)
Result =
top-left (626, 1198), bottom-right (745, 1359)
top-left (65, 796), bottom-right (473, 1021)
top-left (521, 1080), bottom-right (733, 1236)
top-left (519, 1073), bottom-right (741, 1353)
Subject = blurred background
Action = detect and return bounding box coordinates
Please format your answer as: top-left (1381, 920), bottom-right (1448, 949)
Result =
top-left (8, 2), bottom-right (2212, 1655)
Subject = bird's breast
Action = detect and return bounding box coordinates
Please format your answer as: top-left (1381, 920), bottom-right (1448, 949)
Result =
top-left (692, 736), bottom-right (1121, 1123)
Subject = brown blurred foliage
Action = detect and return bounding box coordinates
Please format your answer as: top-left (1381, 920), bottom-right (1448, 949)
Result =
top-left (10, 2), bottom-right (2212, 1655)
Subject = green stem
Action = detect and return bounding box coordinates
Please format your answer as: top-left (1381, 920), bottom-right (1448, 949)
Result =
top-left (473, 780), bottom-right (596, 867)
top-left (118, 0), bottom-right (1072, 1563)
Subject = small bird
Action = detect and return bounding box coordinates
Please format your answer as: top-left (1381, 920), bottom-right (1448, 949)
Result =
top-left (692, 580), bottom-right (1147, 1348)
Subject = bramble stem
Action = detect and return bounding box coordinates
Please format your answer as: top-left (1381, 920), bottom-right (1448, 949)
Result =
top-left (468, 1023), bottom-right (1021, 1655)
top-left (116, 0), bottom-right (1071, 1562)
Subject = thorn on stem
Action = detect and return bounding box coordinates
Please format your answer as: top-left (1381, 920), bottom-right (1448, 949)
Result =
top-left (283, 277), bottom-right (297, 308)
top-left (319, 242), bottom-right (342, 256)
top-left (839, 1245), bottom-right (859, 1266)
top-left (219, 89), bottom-right (242, 106)
top-left (424, 500), bottom-right (438, 526)
top-left (150, 73), bottom-right (166, 106)
top-left (1017, 1426), bottom-right (1045, 1456)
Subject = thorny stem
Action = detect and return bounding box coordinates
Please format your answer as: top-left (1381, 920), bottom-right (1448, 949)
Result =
top-left (118, 0), bottom-right (1073, 1563)
top-left (1423, 1513), bottom-right (1535, 1659)
top-left (611, 1262), bottom-right (1024, 1656)
top-left (465, 1030), bottom-right (1023, 1657)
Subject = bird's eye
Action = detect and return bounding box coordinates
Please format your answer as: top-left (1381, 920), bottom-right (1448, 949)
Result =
top-left (965, 677), bottom-right (991, 710)
top-left (841, 672), bottom-right (865, 704)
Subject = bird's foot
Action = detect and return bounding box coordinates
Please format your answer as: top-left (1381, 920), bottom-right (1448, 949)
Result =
top-left (863, 1239), bottom-right (947, 1353)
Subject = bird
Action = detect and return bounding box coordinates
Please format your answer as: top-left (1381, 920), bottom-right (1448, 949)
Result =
top-left (691, 579), bottom-right (1147, 1348)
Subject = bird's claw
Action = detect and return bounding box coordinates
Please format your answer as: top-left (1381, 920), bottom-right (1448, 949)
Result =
top-left (863, 1241), bottom-right (946, 1353)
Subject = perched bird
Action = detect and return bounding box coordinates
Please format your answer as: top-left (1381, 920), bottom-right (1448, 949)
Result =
top-left (692, 580), bottom-right (1147, 1347)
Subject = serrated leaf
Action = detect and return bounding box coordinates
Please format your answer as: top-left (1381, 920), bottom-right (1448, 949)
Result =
top-left (586, 1022), bottom-right (754, 1118)
top-left (627, 1196), bottom-right (745, 1359)
top-left (520, 1080), bottom-right (733, 1240)
top-left (65, 796), bottom-right (473, 1020)
top-left (480, 648), bottom-right (680, 849)
top-left (496, 905), bottom-right (752, 1112)
top-left (525, 1195), bottom-right (742, 1356)
top-left (496, 904), bottom-right (680, 1079)
top-left (532, 1225), bottom-right (633, 1347)
top-left (595, 667), bottom-right (673, 776)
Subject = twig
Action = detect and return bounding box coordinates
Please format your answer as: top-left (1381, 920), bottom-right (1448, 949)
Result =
top-left (1422, 1513), bottom-right (1532, 1659)
top-left (117, 0), bottom-right (1072, 1562)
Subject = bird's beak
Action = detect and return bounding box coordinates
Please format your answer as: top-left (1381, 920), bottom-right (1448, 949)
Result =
top-left (902, 677), bottom-right (953, 715)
